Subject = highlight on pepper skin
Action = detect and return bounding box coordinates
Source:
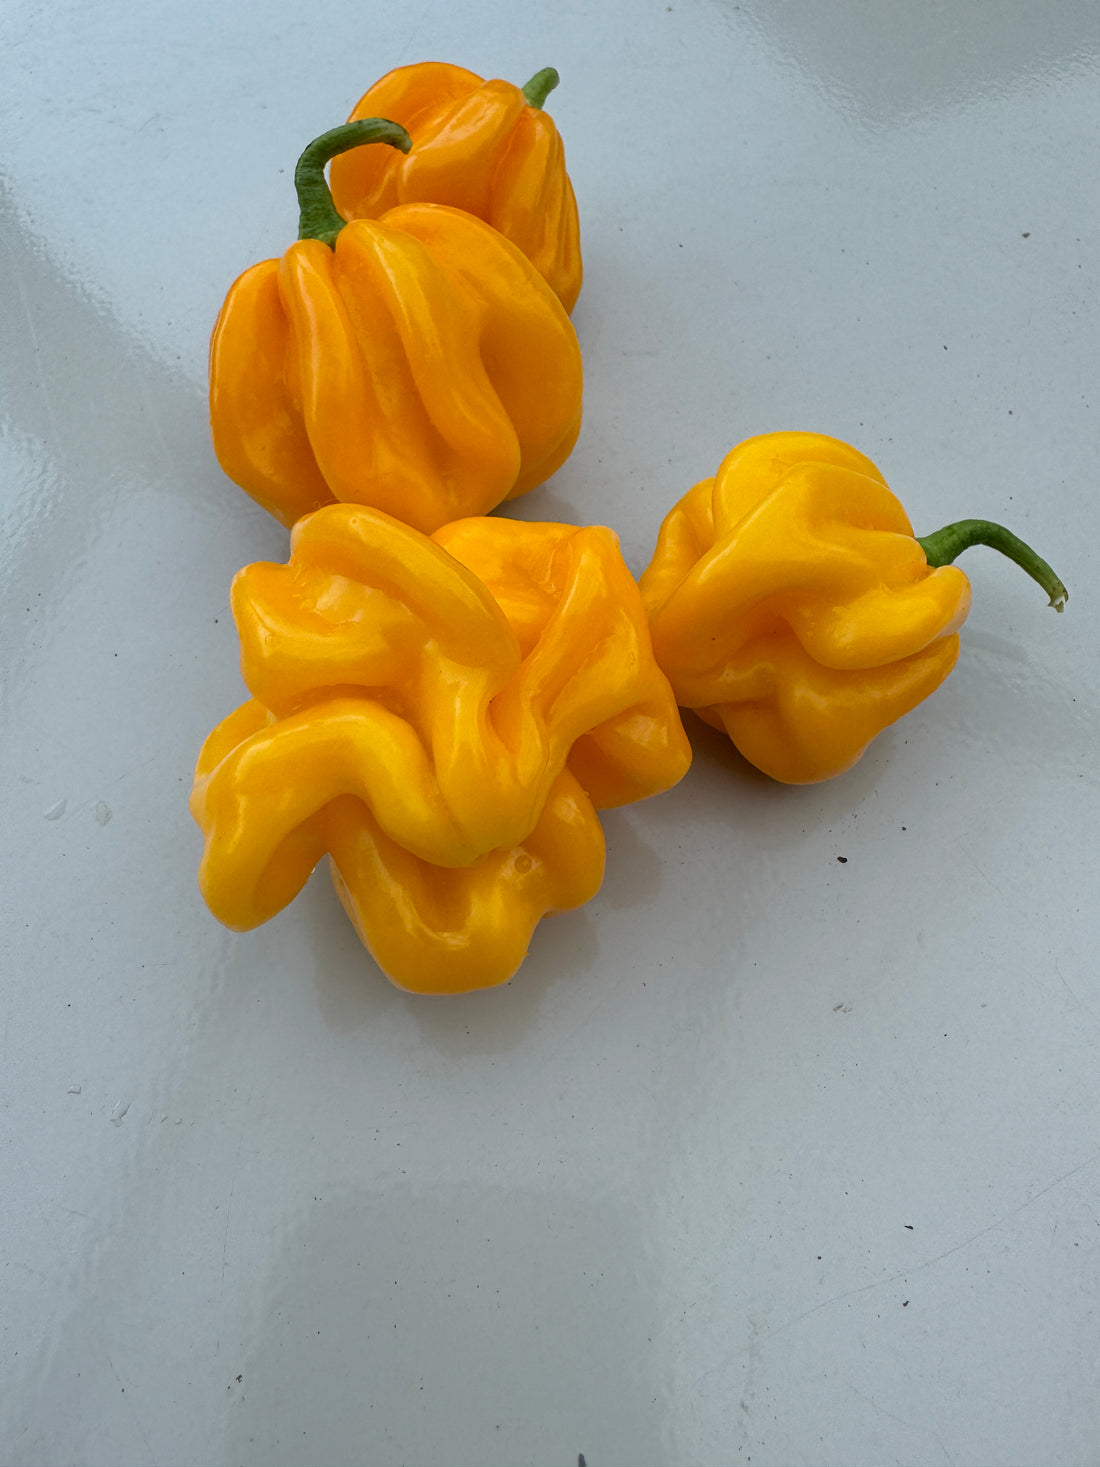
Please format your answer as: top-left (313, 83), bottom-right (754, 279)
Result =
top-left (191, 505), bottom-right (691, 993)
top-left (330, 61), bottom-right (583, 313)
top-left (641, 430), bottom-right (1066, 784)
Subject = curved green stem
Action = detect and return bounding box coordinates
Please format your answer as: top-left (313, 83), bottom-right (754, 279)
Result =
top-left (917, 518), bottom-right (1068, 611)
top-left (521, 67), bottom-right (560, 110)
top-left (295, 119), bottom-right (412, 248)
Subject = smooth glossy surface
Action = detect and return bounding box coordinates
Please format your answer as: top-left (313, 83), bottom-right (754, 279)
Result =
top-left (191, 506), bottom-right (689, 990)
top-left (2, 3), bottom-right (1099, 1464)
top-left (331, 61), bottom-right (582, 311)
top-left (640, 432), bottom-right (973, 784)
top-left (209, 203), bottom-right (582, 531)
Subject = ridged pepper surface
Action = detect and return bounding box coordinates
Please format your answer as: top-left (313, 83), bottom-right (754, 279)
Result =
top-left (330, 62), bottom-right (582, 312)
top-left (640, 432), bottom-right (1066, 784)
top-left (210, 121), bottom-right (582, 534)
top-left (191, 505), bottom-right (690, 993)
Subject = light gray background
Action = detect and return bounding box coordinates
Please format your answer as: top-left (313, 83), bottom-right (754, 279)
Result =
top-left (2, 3), bottom-right (1098, 1464)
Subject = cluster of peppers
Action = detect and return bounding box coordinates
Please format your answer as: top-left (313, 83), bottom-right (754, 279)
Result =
top-left (192, 62), bottom-right (1067, 994)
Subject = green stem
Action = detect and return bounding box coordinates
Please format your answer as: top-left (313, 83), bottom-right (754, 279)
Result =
top-left (295, 119), bottom-right (412, 248)
top-left (917, 518), bottom-right (1068, 611)
top-left (521, 67), bottom-right (560, 110)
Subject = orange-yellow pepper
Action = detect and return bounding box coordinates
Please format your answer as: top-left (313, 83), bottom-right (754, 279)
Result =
top-left (640, 431), bottom-right (1067, 784)
top-left (330, 63), bottom-right (582, 313)
top-left (191, 505), bottom-right (690, 993)
top-left (209, 120), bottom-right (582, 534)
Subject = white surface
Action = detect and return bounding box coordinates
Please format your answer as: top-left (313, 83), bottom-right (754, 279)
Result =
top-left (2, 3), bottom-right (1098, 1464)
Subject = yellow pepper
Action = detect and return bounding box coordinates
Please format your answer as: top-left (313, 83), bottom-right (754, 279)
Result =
top-left (209, 120), bottom-right (582, 534)
top-left (191, 505), bottom-right (690, 993)
top-left (640, 431), bottom-right (1067, 784)
top-left (330, 63), bottom-right (582, 313)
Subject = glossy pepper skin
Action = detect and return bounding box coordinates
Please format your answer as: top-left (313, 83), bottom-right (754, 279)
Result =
top-left (330, 63), bottom-right (582, 313)
top-left (191, 505), bottom-right (690, 993)
top-left (209, 119), bottom-right (582, 535)
top-left (641, 431), bottom-right (1067, 784)
top-left (640, 432), bottom-right (975, 784)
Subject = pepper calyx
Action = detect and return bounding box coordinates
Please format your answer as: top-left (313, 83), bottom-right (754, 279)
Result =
top-left (917, 518), bottom-right (1068, 611)
top-left (521, 68), bottom-right (560, 110)
top-left (295, 119), bottom-right (412, 248)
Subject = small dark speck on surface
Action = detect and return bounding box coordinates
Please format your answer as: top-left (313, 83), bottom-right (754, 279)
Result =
top-left (836, 855), bottom-right (848, 863)
top-left (1022, 232), bottom-right (1030, 238)
top-left (905, 1224), bottom-right (914, 1230)
top-left (902, 1300), bottom-right (910, 1307)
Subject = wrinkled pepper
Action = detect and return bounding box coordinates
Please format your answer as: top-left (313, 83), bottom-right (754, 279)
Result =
top-left (191, 505), bottom-right (690, 993)
top-left (209, 120), bottom-right (582, 534)
top-left (640, 432), bottom-right (1067, 784)
top-left (330, 62), bottom-right (582, 312)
